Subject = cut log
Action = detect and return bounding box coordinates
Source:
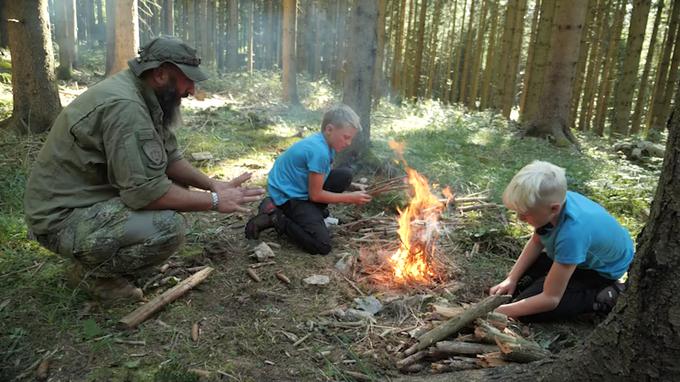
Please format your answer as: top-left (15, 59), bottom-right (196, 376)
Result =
top-left (399, 362), bottom-right (428, 374)
top-left (119, 267), bottom-right (214, 329)
top-left (474, 319), bottom-right (550, 363)
top-left (431, 356), bottom-right (481, 373)
top-left (432, 340), bottom-right (499, 356)
top-left (404, 294), bottom-right (511, 355)
top-left (396, 350), bottom-right (428, 369)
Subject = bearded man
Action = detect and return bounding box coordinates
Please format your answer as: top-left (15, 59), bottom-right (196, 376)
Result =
top-left (24, 36), bottom-right (263, 301)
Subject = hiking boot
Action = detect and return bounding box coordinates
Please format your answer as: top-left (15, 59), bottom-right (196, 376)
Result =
top-left (245, 212), bottom-right (275, 240)
top-left (593, 281), bottom-right (626, 312)
top-left (258, 197), bottom-right (277, 215)
top-left (88, 277), bottom-right (144, 302)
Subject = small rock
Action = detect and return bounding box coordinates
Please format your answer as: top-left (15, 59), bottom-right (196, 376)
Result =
top-left (252, 242), bottom-right (275, 262)
top-left (303, 274), bottom-right (330, 286)
top-left (354, 295), bottom-right (383, 315)
top-left (345, 308), bottom-right (376, 323)
top-left (334, 254), bottom-right (355, 274)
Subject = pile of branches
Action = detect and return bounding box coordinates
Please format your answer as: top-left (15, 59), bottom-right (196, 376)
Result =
top-left (395, 295), bottom-right (551, 374)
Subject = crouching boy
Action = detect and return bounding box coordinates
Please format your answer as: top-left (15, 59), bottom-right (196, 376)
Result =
top-left (245, 104), bottom-right (371, 255)
top-left (489, 160), bottom-right (634, 321)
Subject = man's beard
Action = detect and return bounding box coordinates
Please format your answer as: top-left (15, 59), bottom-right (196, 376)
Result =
top-left (155, 82), bottom-right (182, 129)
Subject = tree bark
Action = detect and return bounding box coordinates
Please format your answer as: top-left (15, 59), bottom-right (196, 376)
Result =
top-left (2, 0), bottom-right (62, 134)
top-left (338, 0), bottom-right (378, 165)
top-left (162, 0), bottom-right (174, 35)
top-left (226, 0), bottom-right (238, 70)
top-left (281, 0), bottom-right (300, 105)
top-left (525, 0), bottom-right (587, 146)
top-left (106, 0), bottom-right (139, 76)
top-left (610, 0), bottom-right (651, 137)
top-left (630, 0), bottom-right (664, 135)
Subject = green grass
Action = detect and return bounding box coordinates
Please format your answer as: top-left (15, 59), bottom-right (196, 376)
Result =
top-left (0, 69), bottom-right (663, 380)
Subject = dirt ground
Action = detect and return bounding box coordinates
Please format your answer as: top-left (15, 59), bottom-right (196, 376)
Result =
top-left (0, 200), bottom-right (604, 382)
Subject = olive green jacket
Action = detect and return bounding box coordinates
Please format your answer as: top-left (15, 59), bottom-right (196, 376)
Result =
top-left (24, 69), bottom-right (183, 234)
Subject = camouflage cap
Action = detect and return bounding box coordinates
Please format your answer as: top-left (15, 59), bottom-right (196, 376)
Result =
top-left (128, 36), bottom-right (208, 82)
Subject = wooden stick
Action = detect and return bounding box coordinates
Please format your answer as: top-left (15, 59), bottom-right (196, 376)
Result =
top-left (250, 261), bottom-right (276, 269)
top-left (404, 294), bottom-right (511, 356)
top-left (431, 357), bottom-right (481, 373)
top-left (396, 350), bottom-right (428, 369)
top-left (246, 268), bottom-right (261, 282)
top-left (485, 312), bottom-right (509, 331)
top-left (474, 319), bottom-right (550, 362)
top-left (119, 267), bottom-right (214, 329)
top-left (458, 203), bottom-right (501, 212)
top-left (432, 340), bottom-right (499, 356)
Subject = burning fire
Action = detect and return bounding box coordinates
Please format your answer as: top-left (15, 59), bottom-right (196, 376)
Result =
top-left (388, 141), bottom-right (452, 283)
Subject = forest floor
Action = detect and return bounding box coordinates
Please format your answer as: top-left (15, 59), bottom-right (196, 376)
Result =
top-left (0, 59), bottom-right (663, 381)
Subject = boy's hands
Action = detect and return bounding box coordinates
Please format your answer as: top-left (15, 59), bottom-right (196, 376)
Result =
top-left (346, 191), bottom-right (372, 205)
top-left (489, 277), bottom-right (517, 296)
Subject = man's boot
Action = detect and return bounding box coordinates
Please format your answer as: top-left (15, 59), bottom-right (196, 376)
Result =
top-left (67, 262), bottom-right (143, 302)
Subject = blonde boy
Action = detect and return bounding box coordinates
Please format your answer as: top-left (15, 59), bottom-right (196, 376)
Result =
top-left (245, 104), bottom-right (371, 254)
top-left (490, 161), bottom-right (633, 321)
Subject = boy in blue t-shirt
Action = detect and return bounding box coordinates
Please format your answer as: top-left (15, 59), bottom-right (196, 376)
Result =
top-left (245, 104), bottom-right (371, 255)
top-left (489, 161), bottom-right (634, 321)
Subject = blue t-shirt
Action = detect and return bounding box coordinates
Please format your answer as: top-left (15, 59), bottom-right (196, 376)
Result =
top-left (538, 191), bottom-right (634, 280)
top-left (267, 132), bottom-right (334, 206)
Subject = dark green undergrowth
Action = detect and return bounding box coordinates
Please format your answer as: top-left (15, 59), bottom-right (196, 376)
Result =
top-left (0, 70), bottom-right (662, 380)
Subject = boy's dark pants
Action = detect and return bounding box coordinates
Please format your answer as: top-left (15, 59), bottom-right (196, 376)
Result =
top-left (515, 252), bottom-right (614, 322)
top-left (274, 168), bottom-right (352, 255)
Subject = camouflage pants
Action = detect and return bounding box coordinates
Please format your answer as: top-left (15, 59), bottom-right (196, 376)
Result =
top-left (36, 198), bottom-right (186, 278)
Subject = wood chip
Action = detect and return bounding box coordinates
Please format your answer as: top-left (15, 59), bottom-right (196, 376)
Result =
top-left (246, 268), bottom-right (261, 282)
top-left (275, 271), bottom-right (291, 285)
top-left (191, 322), bottom-right (200, 342)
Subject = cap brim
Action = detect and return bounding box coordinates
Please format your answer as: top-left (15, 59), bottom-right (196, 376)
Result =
top-left (175, 63), bottom-right (208, 82)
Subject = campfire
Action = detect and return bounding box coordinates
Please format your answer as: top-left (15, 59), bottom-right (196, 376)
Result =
top-left (387, 141), bottom-right (452, 284)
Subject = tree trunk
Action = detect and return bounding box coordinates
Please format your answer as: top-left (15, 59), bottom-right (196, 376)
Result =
top-left (525, 0), bottom-right (587, 146)
top-left (578, 2), bottom-right (607, 131)
top-left (479, 0), bottom-right (498, 109)
top-left (459, 0), bottom-right (476, 105)
top-left (631, 0), bottom-right (664, 135)
top-left (226, 0), bottom-right (239, 71)
top-left (409, 0), bottom-right (428, 100)
top-left (162, 0), bottom-right (174, 35)
top-left (339, 0), bottom-right (378, 165)
top-left (468, 0), bottom-right (488, 107)
top-left (501, 0), bottom-right (527, 118)
top-left (519, 0), bottom-right (553, 121)
top-left (372, 0), bottom-right (386, 105)
top-left (106, 0), bottom-right (139, 76)
top-left (281, 0), bottom-right (300, 105)
top-left (569, 0), bottom-right (596, 127)
top-left (424, 0), bottom-right (442, 100)
top-left (592, 0), bottom-right (625, 137)
top-left (247, 0), bottom-right (254, 73)
top-left (646, 0), bottom-right (680, 136)
top-left (610, 0), bottom-right (651, 137)
top-left (442, 0), bottom-right (459, 104)
top-left (2, 0), bottom-right (62, 134)
top-left (390, 0), bottom-right (407, 99)
top-left (450, 0), bottom-right (467, 103)
top-left (55, 0), bottom-right (78, 79)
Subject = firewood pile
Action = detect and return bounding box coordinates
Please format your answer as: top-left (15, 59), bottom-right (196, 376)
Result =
top-left (395, 294), bottom-right (551, 374)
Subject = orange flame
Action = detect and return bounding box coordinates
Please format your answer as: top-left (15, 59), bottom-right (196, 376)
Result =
top-left (388, 141), bottom-right (446, 283)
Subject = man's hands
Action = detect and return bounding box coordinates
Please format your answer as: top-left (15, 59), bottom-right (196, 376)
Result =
top-left (489, 277), bottom-right (517, 296)
top-left (346, 191), bottom-right (372, 205)
top-left (215, 186), bottom-right (264, 213)
top-left (210, 172), bottom-right (253, 192)
top-left (210, 172), bottom-right (264, 213)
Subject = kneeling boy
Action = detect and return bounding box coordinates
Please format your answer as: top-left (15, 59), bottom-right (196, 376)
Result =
top-left (245, 104), bottom-right (371, 255)
top-left (489, 160), bottom-right (634, 321)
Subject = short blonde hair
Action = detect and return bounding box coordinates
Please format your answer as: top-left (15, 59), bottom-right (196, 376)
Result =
top-left (321, 104), bottom-right (362, 132)
top-left (502, 161), bottom-right (567, 213)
